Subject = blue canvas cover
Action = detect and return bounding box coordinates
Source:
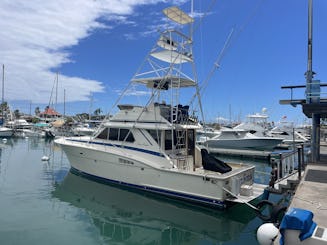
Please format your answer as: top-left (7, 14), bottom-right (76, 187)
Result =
top-left (279, 207), bottom-right (317, 245)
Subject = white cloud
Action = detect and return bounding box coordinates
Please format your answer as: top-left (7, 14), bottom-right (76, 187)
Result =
top-left (0, 0), bottom-right (171, 105)
top-left (114, 88), bottom-right (151, 97)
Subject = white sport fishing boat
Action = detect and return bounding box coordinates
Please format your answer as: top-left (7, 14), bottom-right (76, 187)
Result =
top-left (204, 128), bottom-right (284, 151)
top-left (55, 5), bottom-right (264, 208)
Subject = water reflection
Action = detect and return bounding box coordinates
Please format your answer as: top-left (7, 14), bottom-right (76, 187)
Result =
top-left (53, 171), bottom-right (257, 244)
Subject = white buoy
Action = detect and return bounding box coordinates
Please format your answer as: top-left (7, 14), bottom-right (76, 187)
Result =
top-left (2, 138), bottom-right (7, 143)
top-left (257, 223), bottom-right (279, 245)
top-left (41, 156), bottom-right (50, 161)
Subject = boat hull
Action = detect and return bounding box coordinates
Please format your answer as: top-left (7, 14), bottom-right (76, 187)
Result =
top-left (55, 138), bottom-right (256, 209)
top-left (205, 138), bottom-right (283, 151)
top-left (0, 127), bottom-right (13, 137)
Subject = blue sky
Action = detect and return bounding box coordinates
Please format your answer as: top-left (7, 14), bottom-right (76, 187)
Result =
top-left (1, 0), bottom-right (326, 125)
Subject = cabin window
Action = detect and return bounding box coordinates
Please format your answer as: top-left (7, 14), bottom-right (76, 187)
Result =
top-left (96, 128), bottom-right (109, 139)
top-left (164, 130), bottom-right (177, 150)
top-left (146, 129), bottom-right (161, 145)
top-left (187, 129), bottom-right (195, 155)
top-left (109, 128), bottom-right (119, 141)
top-left (119, 129), bottom-right (135, 142)
top-left (96, 127), bottom-right (134, 142)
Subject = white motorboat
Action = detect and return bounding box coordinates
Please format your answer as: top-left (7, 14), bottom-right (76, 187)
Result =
top-left (72, 123), bottom-right (96, 136)
top-left (55, 6), bottom-right (265, 208)
top-left (0, 126), bottom-right (13, 137)
top-left (233, 109), bottom-right (272, 137)
top-left (267, 120), bottom-right (310, 144)
top-left (5, 119), bottom-right (33, 130)
top-left (196, 126), bottom-right (220, 143)
top-left (204, 128), bottom-right (284, 151)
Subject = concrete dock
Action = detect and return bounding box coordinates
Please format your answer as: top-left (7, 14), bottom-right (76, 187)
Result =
top-left (287, 143), bottom-right (327, 227)
top-left (271, 144), bottom-right (327, 244)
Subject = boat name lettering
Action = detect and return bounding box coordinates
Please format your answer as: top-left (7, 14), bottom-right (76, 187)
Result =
top-left (119, 158), bottom-right (134, 165)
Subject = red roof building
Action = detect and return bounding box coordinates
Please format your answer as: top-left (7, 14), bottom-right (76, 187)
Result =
top-left (39, 107), bottom-right (61, 118)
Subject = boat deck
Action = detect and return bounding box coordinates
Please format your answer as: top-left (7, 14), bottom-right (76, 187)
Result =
top-left (207, 147), bottom-right (272, 160)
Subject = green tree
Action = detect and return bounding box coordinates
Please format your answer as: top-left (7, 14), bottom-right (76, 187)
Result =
top-left (14, 109), bottom-right (20, 119)
top-left (32, 117), bottom-right (40, 123)
top-left (94, 108), bottom-right (102, 116)
top-left (0, 101), bottom-right (8, 113)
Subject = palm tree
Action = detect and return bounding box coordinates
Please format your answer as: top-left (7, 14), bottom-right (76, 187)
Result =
top-left (94, 108), bottom-right (102, 116)
top-left (0, 101), bottom-right (8, 113)
top-left (14, 109), bottom-right (20, 119)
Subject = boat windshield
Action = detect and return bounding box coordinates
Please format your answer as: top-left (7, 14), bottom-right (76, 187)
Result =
top-left (96, 127), bottom-right (135, 142)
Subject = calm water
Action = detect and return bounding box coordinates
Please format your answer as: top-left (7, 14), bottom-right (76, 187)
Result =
top-left (0, 137), bottom-right (284, 245)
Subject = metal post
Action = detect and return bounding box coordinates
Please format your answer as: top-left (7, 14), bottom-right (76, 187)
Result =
top-left (298, 146), bottom-right (302, 180)
top-left (311, 113), bottom-right (320, 162)
top-left (306, 0), bottom-right (314, 103)
top-left (301, 143), bottom-right (305, 166)
top-left (279, 153), bottom-right (283, 179)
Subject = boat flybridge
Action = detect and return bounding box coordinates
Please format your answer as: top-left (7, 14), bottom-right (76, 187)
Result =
top-left (55, 5), bottom-right (265, 209)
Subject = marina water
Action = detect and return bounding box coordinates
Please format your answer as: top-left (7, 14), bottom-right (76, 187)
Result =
top-left (0, 138), bottom-right (287, 244)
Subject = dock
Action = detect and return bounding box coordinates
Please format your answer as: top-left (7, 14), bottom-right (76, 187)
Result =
top-left (287, 143), bottom-right (327, 227)
top-left (269, 143), bottom-right (327, 244)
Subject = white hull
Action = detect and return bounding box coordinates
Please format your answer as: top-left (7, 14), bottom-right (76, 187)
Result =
top-left (15, 129), bottom-right (46, 138)
top-left (56, 137), bottom-right (257, 208)
top-left (205, 137), bottom-right (283, 151)
top-left (72, 127), bottom-right (95, 136)
top-left (0, 127), bottom-right (13, 137)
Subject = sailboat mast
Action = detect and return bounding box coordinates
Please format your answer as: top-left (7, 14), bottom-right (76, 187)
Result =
top-left (55, 71), bottom-right (58, 111)
top-left (2, 64), bottom-right (4, 105)
top-left (1, 64), bottom-right (4, 124)
top-left (64, 89), bottom-right (66, 118)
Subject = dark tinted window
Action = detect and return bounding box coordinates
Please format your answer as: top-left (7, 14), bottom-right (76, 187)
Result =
top-left (96, 128), bottom-right (109, 139)
top-left (97, 128), bottom-right (134, 142)
top-left (165, 130), bottom-right (177, 150)
top-left (125, 131), bottom-right (135, 142)
top-left (147, 129), bottom-right (161, 145)
top-left (119, 129), bottom-right (135, 142)
top-left (109, 128), bottom-right (119, 141)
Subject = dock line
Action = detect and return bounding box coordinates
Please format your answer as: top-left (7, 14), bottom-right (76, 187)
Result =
top-left (222, 187), bottom-right (259, 211)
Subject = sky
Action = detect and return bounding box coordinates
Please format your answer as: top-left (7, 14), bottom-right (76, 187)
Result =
top-left (1, 0), bottom-right (326, 125)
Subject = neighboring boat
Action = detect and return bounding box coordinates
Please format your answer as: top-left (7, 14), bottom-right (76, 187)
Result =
top-left (267, 120), bottom-right (310, 144)
top-left (72, 123), bottom-right (96, 136)
top-left (203, 128), bottom-right (284, 151)
top-left (0, 126), bottom-right (13, 137)
top-left (233, 109), bottom-right (272, 137)
top-left (5, 119), bottom-right (33, 130)
top-left (55, 5), bottom-right (265, 208)
top-left (196, 126), bottom-right (220, 143)
top-left (15, 128), bottom-right (46, 138)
